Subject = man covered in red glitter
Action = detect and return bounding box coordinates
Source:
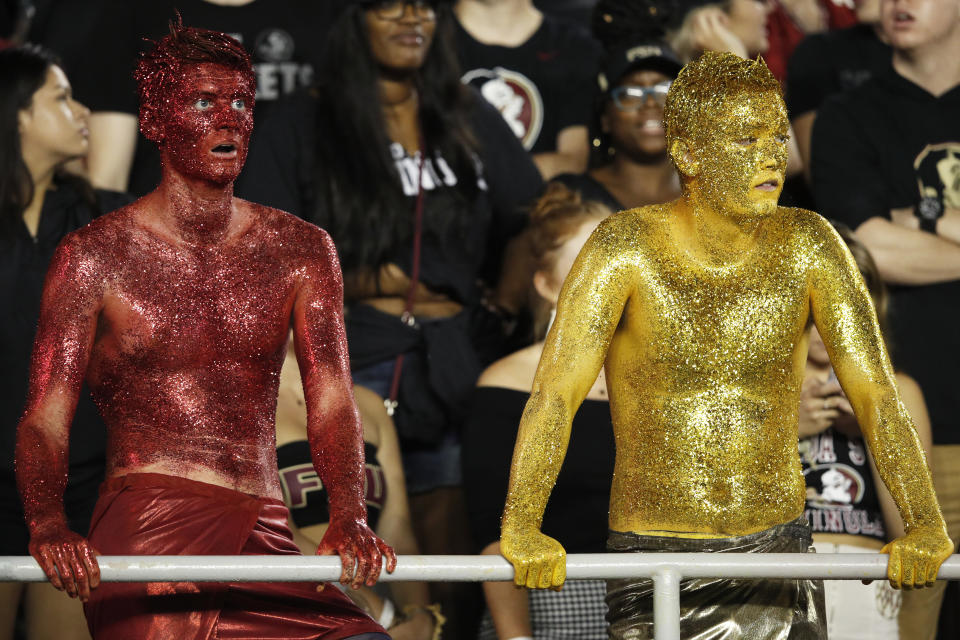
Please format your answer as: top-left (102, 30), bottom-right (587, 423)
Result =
top-left (15, 19), bottom-right (395, 640)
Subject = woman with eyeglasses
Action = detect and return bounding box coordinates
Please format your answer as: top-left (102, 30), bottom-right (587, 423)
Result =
top-left (0, 44), bottom-right (129, 640)
top-left (239, 0), bottom-right (543, 634)
top-left (553, 39), bottom-right (683, 212)
top-left (547, 0), bottom-right (687, 212)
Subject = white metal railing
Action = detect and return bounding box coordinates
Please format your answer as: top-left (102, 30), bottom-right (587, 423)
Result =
top-left (3, 553), bottom-right (958, 640)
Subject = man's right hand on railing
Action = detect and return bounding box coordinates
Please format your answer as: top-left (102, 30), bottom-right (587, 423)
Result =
top-left (500, 528), bottom-right (567, 590)
top-left (29, 524), bottom-right (100, 601)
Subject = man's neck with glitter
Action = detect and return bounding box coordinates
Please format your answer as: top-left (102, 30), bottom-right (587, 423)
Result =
top-left (156, 165), bottom-right (235, 245)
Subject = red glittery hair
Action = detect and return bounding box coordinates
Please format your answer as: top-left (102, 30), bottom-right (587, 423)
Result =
top-left (134, 14), bottom-right (254, 141)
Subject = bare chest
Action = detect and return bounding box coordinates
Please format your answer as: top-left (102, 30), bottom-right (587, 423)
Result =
top-left (96, 239), bottom-right (296, 366)
top-left (620, 249), bottom-right (810, 377)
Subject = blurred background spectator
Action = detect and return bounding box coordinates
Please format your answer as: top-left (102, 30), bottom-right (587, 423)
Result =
top-left (787, 0), bottom-right (890, 184)
top-left (666, 0), bottom-right (772, 62)
top-left (0, 44), bottom-right (128, 640)
top-left (462, 184), bottom-right (615, 640)
top-left (237, 1), bottom-right (542, 634)
top-left (811, 0), bottom-right (960, 636)
top-left (554, 0), bottom-right (683, 211)
top-left (275, 339), bottom-right (440, 640)
top-left (453, 0), bottom-right (602, 179)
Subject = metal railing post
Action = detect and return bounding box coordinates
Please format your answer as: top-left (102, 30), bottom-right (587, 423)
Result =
top-left (653, 567), bottom-right (681, 640)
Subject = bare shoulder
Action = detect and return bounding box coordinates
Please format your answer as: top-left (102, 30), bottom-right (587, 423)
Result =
top-left (239, 199), bottom-right (337, 261)
top-left (476, 344), bottom-right (542, 392)
top-left (893, 372), bottom-right (924, 401)
top-left (599, 203), bottom-right (665, 239)
top-left (56, 201), bottom-right (137, 265)
top-left (777, 206), bottom-right (837, 240)
top-left (773, 206), bottom-right (850, 261)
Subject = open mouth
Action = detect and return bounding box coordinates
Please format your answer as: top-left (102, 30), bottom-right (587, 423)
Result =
top-left (893, 10), bottom-right (914, 26)
top-left (640, 119), bottom-right (664, 132)
top-left (210, 143), bottom-right (237, 158)
top-left (755, 179), bottom-right (779, 192)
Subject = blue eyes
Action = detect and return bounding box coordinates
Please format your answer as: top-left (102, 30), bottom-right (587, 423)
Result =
top-left (193, 98), bottom-right (247, 111)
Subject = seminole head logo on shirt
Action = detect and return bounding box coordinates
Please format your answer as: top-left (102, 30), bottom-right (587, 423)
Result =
top-left (914, 143), bottom-right (960, 220)
top-left (462, 67), bottom-right (544, 151)
top-left (804, 464), bottom-right (865, 509)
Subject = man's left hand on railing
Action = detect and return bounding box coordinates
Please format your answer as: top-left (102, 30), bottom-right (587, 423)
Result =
top-left (316, 518), bottom-right (397, 590)
top-left (881, 525), bottom-right (954, 589)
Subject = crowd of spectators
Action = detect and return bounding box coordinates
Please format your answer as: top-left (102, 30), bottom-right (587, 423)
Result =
top-left (2, 0), bottom-right (959, 638)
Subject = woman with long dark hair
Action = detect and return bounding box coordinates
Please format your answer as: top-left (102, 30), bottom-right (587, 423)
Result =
top-left (238, 0), bottom-right (543, 632)
top-left (0, 44), bottom-right (128, 640)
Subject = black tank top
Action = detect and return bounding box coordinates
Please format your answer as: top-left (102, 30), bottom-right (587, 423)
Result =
top-left (800, 427), bottom-right (887, 542)
top-left (276, 440), bottom-right (386, 531)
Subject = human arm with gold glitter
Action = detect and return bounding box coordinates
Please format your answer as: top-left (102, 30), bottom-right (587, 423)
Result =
top-left (500, 216), bottom-right (635, 589)
top-left (293, 226), bottom-right (397, 589)
top-left (804, 211), bottom-right (953, 589)
top-left (15, 231), bottom-right (103, 601)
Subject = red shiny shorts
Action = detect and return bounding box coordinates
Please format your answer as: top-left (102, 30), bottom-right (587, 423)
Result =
top-left (82, 473), bottom-right (383, 639)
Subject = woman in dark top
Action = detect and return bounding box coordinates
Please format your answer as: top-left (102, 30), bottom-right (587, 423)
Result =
top-left (0, 44), bottom-right (129, 640)
top-left (275, 341), bottom-right (439, 640)
top-left (553, 3), bottom-right (682, 212)
top-left (238, 0), bottom-right (541, 599)
top-left (462, 185), bottom-right (614, 640)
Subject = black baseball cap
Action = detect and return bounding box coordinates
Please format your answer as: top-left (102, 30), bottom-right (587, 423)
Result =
top-left (597, 40), bottom-right (683, 92)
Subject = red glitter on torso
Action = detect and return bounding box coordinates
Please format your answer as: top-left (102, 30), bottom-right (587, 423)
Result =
top-left (67, 200), bottom-right (327, 500)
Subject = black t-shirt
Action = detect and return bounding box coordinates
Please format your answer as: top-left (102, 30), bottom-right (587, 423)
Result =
top-left (25, 0), bottom-right (113, 83)
top-left (71, 0), bottom-right (341, 197)
top-left (785, 24), bottom-right (891, 118)
top-left (800, 428), bottom-right (886, 542)
top-left (454, 15), bottom-right (600, 154)
top-left (237, 89), bottom-right (543, 306)
top-left (533, 0), bottom-right (597, 27)
top-left (811, 69), bottom-right (960, 444)
top-left (461, 386), bottom-right (615, 554)
top-left (0, 182), bottom-right (130, 522)
top-left (552, 171), bottom-right (624, 212)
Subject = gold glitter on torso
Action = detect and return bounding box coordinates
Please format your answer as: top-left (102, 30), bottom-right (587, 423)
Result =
top-left (595, 204), bottom-right (822, 536)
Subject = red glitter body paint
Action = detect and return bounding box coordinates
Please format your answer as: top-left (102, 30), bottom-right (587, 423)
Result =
top-left (15, 25), bottom-right (394, 603)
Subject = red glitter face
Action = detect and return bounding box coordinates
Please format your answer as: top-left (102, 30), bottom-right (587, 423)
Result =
top-left (153, 63), bottom-right (254, 185)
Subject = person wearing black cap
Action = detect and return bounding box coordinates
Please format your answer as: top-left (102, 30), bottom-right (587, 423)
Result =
top-left (553, 38), bottom-right (683, 212)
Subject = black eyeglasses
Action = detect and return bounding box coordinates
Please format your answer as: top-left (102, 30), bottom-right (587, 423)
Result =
top-left (610, 81), bottom-right (672, 111)
top-left (367, 0), bottom-right (437, 20)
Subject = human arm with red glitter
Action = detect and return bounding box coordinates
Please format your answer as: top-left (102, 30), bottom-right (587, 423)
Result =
top-left (15, 232), bottom-right (103, 601)
top-left (292, 227), bottom-right (397, 588)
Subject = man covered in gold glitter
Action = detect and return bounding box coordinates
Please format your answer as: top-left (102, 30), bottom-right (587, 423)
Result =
top-left (499, 52), bottom-right (953, 639)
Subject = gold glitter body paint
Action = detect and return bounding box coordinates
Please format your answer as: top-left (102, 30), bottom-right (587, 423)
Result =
top-left (500, 52), bottom-right (952, 591)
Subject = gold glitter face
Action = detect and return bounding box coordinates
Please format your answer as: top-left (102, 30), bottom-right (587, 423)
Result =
top-left (690, 88), bottom-right (789, 218)
top-left (665, 52), bottom-right (788, 219)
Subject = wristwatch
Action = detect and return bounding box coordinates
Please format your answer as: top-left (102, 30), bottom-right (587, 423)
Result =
top-left (915, 197), bottom-right (944, 233)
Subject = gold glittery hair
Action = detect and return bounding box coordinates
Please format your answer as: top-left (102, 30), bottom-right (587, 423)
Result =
top-left (663, 51), bottom-right (781, 150)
